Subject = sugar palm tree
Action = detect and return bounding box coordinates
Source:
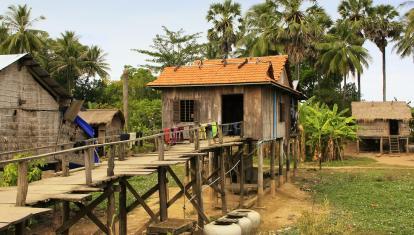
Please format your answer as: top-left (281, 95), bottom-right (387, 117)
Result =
top-left (317, 21), bottom-right (370, 99)
top-left (206, 0), bottom-right (243, 58)
top-left (51, 31), bottom-right (88, 95)
top-left (365, 5), bottom-right (402, 101)
top-left (1, 4), bottom-right (46, 54)
top-left (338, 0), bottom-right (373, 99)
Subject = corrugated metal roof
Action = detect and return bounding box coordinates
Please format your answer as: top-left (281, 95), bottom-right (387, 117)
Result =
top-left (0, 53), bottom-right (27, 71)
top-left (0, 53), bottom-right (71, 99)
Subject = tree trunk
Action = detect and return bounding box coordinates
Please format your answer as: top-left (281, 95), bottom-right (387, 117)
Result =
top-left (382, 47), bottom-right (387, 102)
top-left (357, 72), bottom-right (361, 101)
top-left (343, 75), bottom-right (347, 101)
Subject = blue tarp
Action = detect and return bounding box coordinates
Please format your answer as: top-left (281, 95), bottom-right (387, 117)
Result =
top-left (74, 115), bottom-right (99, 163)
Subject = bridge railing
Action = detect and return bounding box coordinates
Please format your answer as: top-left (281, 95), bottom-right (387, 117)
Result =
top-left (0, 121), bottom-right (243, 206)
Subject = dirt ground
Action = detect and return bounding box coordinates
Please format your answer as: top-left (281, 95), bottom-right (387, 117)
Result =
top-left (30, 180), bottom-right (315, 235)
top-left (359, 152), bottom-right (414, 167)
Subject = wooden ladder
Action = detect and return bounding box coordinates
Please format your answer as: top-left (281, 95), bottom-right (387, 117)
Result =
top-left (389, 136), bottom-right (400, 154)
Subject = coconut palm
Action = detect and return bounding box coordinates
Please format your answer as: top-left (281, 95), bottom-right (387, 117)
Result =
top-left (1, 4), bottom-right (46, 54)
top-left (51, 31), bottom-right (88, 94)
top-left (338, 0), bottom-right (373, 99)
top-left (241, 0), bottom-right (282, 56)
top-left (364, 5), bottom-right (402, 101)
top-left (206, 0), bottom-right (243, 58)
top-left (317, 21), bottom-right (370, 99)
top-left (395, 2), bottom-right (414, 60)
top-left (84, 45), bottom-right (110, 79)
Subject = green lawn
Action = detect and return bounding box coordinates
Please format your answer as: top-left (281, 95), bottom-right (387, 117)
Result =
top-left (293, 165), bottom-right (414, 234)
top-left (303, 156), bottom-right (378, 168)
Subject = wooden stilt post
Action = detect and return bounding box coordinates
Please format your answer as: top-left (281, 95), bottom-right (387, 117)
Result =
top-left (270, 140), bottom-right (276, 196)
top-left (16, 161), bottom-right (28, 206)
top-left (61, 145), bottom-right (69, 177)
top-left (219, 148), bottom-right (227, 214)
top-left (257, 142), bottom-right (264, 207)
top-left (278, 140), bottom-right (283, 187)
top-left (246, 140), bottom-right (254, 183)
top-left (107, 145), bottom-right (115, 177)
top-left (84, 148), bottom-right (93, 185)
top-left (380, 137), bottom-right (383, 154)
top-left (407, 138), bottom-right (409, 153)
top-left (158, 166), bottom-right (168, 221)
top-left (239, 144), bottom-right (245, 208)
top-left (293, 138), bottom-right (298, 178)
top-left (356, 139), bottom-right (360, 154)
top-left (107, 185), bottom-right (115, 234)
top-left (61, 201), bottom-right (70, 235)
top-left (119, 178), bottom-right (127, 235)
top-left (184, 160), bottom-right (190, 186)
top-left (194, 156), bottom-right (204, 230)
top-left (285, 140), bottom-right (291, 183)
top-left (208, 152), bottom-right (216, 208)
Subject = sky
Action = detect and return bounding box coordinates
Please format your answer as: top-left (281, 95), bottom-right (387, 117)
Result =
top-left (1, 0), bottom-right (413, 103)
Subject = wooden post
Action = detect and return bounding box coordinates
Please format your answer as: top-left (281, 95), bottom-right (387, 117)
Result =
top-left (406, 138), bottom-right (409, 153)
top-left (16, 161), bottom-right (28, 206)
top-left (356, 139), bottom-right (360, 154)
top-left (119, 178), bottom-right (127, 235)
top-left (122, 68), bottom-right (129, 132)
top-left (219, 148), bottom-right (227, 214)
top-left (194, 156), bottom-right (204, 229)
top-left (84, 148), bottom-right (93, 185)
top-left (61, 201), bottom-right (70, 235)
top-left (107, 145), bottom-right (115, 177)
top-left (257, 142), bottom-right (264, 207)
top-left (285, 140), bottom-right (291, 183)
top-left (107, 185), bottom-right (115, 234)
top-left (293, 139), bottom-right (298, 178)
top-left (61, 145), bottom-right (69, 177)
top-left (218, 125), bottom-right (223, 144)
top-left (239, 144), bottom-right (245, 207)
top-left (184, 160), bottom-right (190, 186)
top-left (194, 123), bottom-right (200, 151)
top-left (380, 137), bottom-right (383, 154)
top-left (119, 144), bottom-right (125, 161)
top-left (208, 152), bottom-right (216, 208)
top-left (158, 166), bottom-right (168, 221)
top-left (270, 140), bottom-right (276, 196)
top-left (278, 140), bottom-right (283, 187)
top-left (158, 135), bottom-right (164, 161)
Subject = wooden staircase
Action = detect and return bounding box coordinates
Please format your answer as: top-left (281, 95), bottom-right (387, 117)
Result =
top-left (389, 136), bottom-right (400, 154)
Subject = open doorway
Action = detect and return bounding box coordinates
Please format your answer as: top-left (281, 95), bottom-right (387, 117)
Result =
top-left (222, 94), bottom-right (243, 135)
top-left (389, 120), bottom-right (399, 135)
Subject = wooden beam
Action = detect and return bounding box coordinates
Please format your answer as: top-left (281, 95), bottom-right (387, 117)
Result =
top-left (126, 183), bottom-right (159, 213)
top-left (257, 143), bottom-right (264, 207)
top-left (194, 123), bottom-right (200, 151)
top-left (75, 202), bottom-right (109, 234)
top-left (270, 140), bottom-right (276, 196)
top-left (124, 180), bottom-right (157, 221)
top-left (285, 140), bottom-right (291, 183)
top-left (61, 202), bottom-right (70, 235)
top-left (219, 148), bottom-right (227, 214)
top-left (84, 148), bottom-right (93, 185)
top-left (119, 178), bottom-right (127, 235)
top-left (107, 185), bottom-right (115, 234)
top-left (278, 140), bottom-right (283, 187)
top-left (16, 161), bottom-right (28, 206)
top-left (158, 136), bottom-right (165, 161)
top-left (194, 156), bottom-right (204, 229)
top-left (239, 144), bottom-right (245, 207)
top-left (107, 145), bottom-right (115, 177)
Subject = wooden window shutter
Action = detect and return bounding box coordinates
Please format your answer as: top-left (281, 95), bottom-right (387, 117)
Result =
top-left (173, 100), bottom-right (180, 123)
top-left (193, 100), bottom-right (199, 122)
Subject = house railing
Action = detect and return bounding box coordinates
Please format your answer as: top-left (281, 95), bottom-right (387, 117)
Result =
top-left (0, 121), bottom-right (244, 206)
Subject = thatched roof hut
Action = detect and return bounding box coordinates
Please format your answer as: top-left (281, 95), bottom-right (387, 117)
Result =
top-left (78, 109), bottom-right (125, 142)
top-left (352, 101), bottom-right (412, 121)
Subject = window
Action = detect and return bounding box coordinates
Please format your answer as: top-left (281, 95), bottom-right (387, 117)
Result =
top-left (279, 99), bottom-right (285, 122)
top-left (180, 100), bottom-right (194, 122)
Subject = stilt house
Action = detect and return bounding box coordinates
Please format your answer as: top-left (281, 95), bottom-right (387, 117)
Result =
top-left (147, 55), bottom-right (304, 140)
top-left (352, 101), bottom-right (412, 153)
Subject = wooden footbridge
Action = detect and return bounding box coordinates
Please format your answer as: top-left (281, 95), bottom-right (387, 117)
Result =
top-left (0, 122), bottom-right (302, 234)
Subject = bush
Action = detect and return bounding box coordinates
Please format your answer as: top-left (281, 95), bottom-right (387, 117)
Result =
top-left (0, 154), bottom-right (45, 186)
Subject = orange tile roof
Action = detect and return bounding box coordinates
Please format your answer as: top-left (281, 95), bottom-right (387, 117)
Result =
top-left (147, 55), bottom-right (292, 89)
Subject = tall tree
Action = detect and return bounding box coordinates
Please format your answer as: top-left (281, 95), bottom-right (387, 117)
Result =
top-left (338, 0), bottom-right (373, 99)
top-left (84, 45), bottom-right (110, 79)
top-left (206, 0), bottom-right (243, 58)
top-left (133, 26), bottom-right (203, 72)
top-left (241, 0), bottom-right (282, 57)
top-left (0, 4), bottom-right (46, 54)
top-left (317, 21), bottom-right (370, 100)
top-left (395, 2), bottom-right (414, 61)
top-left (365, 5), bottom-right (402, 101)
top-left (51, 31), bottom-right (88, 95)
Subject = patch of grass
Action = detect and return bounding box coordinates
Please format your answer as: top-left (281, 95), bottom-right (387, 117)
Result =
top-left (303, 156), bottom-right (377, 168)
top-left (296, 168), bottom-right (414, 234)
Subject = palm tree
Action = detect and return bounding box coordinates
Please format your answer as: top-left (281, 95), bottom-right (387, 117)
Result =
top-left (317, 21), bottom-right (370, 99)
top-left (0, 23), bottom-right (8, 53)
top-left (206, 0), bottom-right (243, 58)
top-left (338, 0), bottom-right (373, 99)
top-left (275, 0), bottom-right (315, 80)
top-left (365, 5), bottom-right (402, 101)
top-left (84, 45), bottom-right (110, 78)
top-left (1, 4), bottom-right (46, 54)
top-left (51, 31), bottom-right (87, 95)
top-left (395, 2), bottom-right (414, 60)
top-left (241, 0), bottom-right (282, 56)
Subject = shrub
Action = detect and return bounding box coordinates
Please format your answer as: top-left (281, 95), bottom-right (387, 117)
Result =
top-left (0, 153), bottom-right (45, 186)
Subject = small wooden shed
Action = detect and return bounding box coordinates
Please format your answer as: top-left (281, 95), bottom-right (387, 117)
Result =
top-left (352, 101), bottom-right (412, 153)
top-left (147, 55), bottom-right (304, 140)
top-left (78, 109), bottom-right (125, 143)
